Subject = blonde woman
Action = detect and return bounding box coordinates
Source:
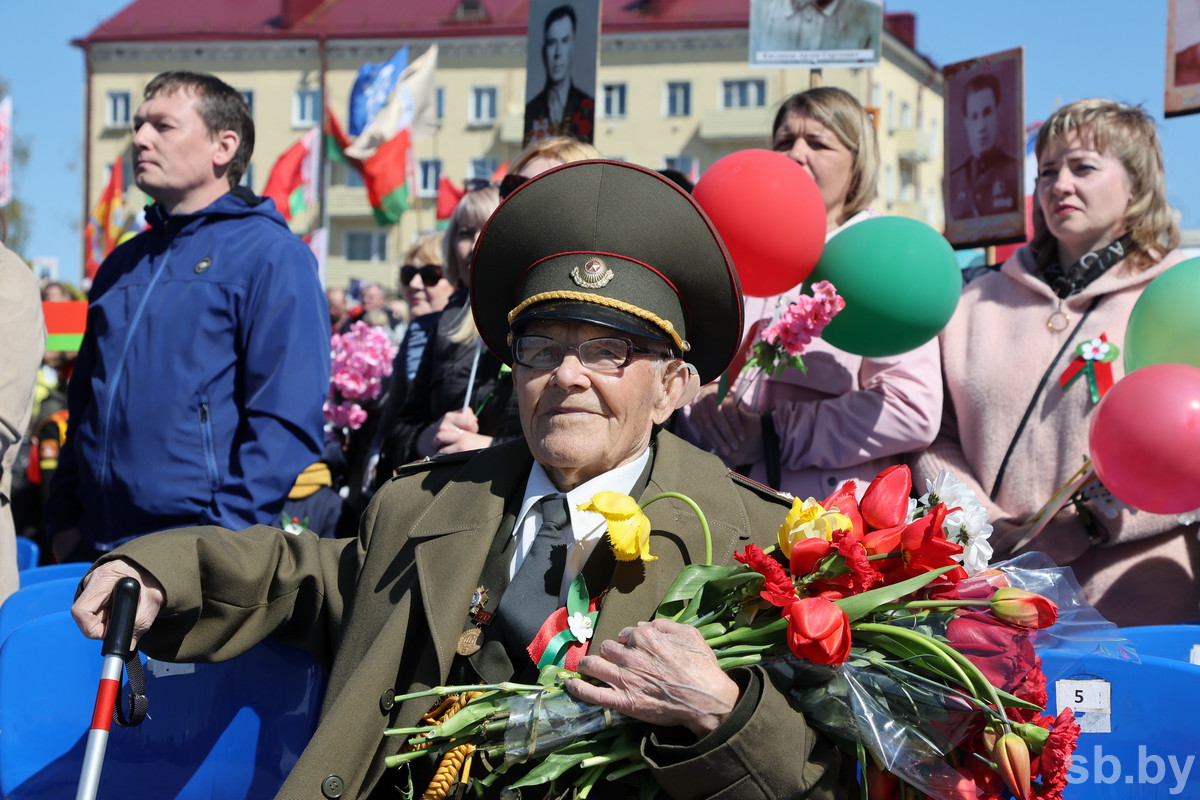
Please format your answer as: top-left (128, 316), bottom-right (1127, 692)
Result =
top-left (914, 99), bottom-right (1198, 626)
top-left (679, 87), bottom-right (942, 501)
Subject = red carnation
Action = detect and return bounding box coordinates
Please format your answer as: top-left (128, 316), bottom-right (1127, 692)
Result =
top-left (735, 544), bottom-right (796, 606)
top-left (1032, 709), bottom-right (1080, 800)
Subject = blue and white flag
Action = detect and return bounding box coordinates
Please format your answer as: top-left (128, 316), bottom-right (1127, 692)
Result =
top-left (348, 47), bottom-right (409, 136)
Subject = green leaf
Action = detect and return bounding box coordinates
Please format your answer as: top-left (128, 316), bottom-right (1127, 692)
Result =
top-left (654, 564), bottom-right (746, 620)
top-left (835, 565), bottom-right (958, 622)
top-left (566, 574), bottom-right (589, 617)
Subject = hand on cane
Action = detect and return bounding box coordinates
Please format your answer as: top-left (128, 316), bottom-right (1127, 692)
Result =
top-left (72, 559), bottom-right (166, 650)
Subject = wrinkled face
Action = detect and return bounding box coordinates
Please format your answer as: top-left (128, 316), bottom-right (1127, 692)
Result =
top-left (515, 319), bottom-right (681, 490)
top-left (964, 87), bottom-right (998, 159)
top-left (543, 15), bottom-right (575, 84)
top-left (132, 88), bottom-right (233, 214)
top-left (1036, 131), bottom-right (1133, 262)
top-left (772, 110), bottom-right (856, 230)
top-left (403, 257), bottom-right (455, 317)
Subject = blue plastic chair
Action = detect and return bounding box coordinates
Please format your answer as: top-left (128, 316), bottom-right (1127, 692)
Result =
top-left (1040, 646), bottom-right (1200, 798)
top-left (1118, 625), bottom-right (1200, 665)
top-left (17, 561), bottom-right (90, 588)
top-left (0, 611), bottom-right (325, 799)
top-left (15, 537), bottom-right (39, 571)
top-left (0, 577), bottom-right (79, 646)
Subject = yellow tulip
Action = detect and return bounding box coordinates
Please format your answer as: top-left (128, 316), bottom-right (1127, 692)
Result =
top-left (578, 492), bottom-right (657, 562)
top-left (777, 497), bottom-right (853, 555)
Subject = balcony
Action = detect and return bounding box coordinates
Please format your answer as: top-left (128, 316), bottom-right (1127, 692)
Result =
top-left (894, 127), bottom-right (934, 163)
top-left (326, 185), bottom-right (372, 217)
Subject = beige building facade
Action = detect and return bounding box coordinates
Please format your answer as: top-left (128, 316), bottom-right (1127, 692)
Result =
top-left (81, 11), bottom-right (943, 293)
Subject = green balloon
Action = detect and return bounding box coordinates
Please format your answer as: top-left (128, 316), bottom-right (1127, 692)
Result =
top-left (1125, 257), bottom-right (1200, 373)
top-left (807, 216), bottom-right (961, 358)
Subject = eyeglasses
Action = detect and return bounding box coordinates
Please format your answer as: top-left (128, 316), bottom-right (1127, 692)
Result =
top-left (400, 264), bottom-right (444, 287)
top-left (499, 173), bottom-right (530, 200)
top-left (512, 335), bottom-right (671, 371)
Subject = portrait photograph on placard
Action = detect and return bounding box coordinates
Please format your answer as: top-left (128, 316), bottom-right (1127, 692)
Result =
top-left (1166, 0), bottom-right (1200, 116)
top-left (943, 47), bottom-right (1027, 248)
top-left (523, 0), bottom-right (600, 146)
top-left (748, 0), bottom-right (882, 68)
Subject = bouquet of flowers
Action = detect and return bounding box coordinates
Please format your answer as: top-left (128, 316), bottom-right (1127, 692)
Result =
top-left (717, 280), bottom-right (844, 404)
top-left (383, 467), bottom-right (1086, 800)
top-left (324, 320), bottom-right (397, 431)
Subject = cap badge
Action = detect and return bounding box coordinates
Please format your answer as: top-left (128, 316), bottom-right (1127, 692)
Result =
top-left (570, 257), bottom-right (614, 289)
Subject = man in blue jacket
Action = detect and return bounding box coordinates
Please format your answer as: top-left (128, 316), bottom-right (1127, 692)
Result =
top-left (47, 71), bottom-right (330, 562)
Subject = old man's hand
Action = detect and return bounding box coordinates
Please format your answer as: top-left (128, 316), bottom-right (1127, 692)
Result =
top-left (566, 618), bottom-right (741, 738)
top-left (71, 558), bottom-right (166, 650)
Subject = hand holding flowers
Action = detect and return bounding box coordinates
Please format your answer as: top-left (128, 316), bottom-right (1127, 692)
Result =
top-left (383, 466), bottom-right (1082, 800)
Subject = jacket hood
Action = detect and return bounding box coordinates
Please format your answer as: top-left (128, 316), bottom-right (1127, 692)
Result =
top-left (1001, 243), bottom-right (1186, 303)
top-left (146, 186), bottom-right (289, 231)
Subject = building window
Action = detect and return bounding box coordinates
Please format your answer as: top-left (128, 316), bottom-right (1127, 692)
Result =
top-left (469, 87), bottom-right (498, 126)
top-left (436, 87), bottom-right (445, 122)
top-left (900, 101), bottom-right (913, 130)
top-left (899, 162), bottom-right (916, 203)
top-left (603, 83), bottom-right (627, 118)
top-left (339, 161), bottom-right (364, 188)
top-left (239, 90), bottom-right (255, 114)
top-left (886, 91), bottom-right (895, 133)
top-left (419, 159), bottom-right (442, 198)
top-left (293, 89), bottom-right (320, 129)
top-left (106, 91), bottom-right (131, 130)
top-left (345, 230), bottom-right (388, 262)
top-left (469, 158), bottom-right (498, 183)
top-left (722, 79), bottom-right (765, 109)
top-left (666, 81), bottom-right (691, 117)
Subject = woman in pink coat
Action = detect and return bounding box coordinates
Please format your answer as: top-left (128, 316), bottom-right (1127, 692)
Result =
top-left (915, 99), bottom-right (1200, 626)
top-left (679, 87), bottom-right (942, 501)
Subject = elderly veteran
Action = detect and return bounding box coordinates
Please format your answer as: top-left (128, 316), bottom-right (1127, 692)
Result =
top-left (71, 161), bottom-right (850, 800)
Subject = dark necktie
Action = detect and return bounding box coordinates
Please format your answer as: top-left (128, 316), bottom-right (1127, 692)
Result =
top-left (496, 493), bottom-right (572, 664)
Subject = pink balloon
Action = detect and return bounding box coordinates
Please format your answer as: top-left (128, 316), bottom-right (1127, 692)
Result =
top-left (1088, 362), bottom-right (1200, 514)
top-left (693, 149), bottom-right (826, 298)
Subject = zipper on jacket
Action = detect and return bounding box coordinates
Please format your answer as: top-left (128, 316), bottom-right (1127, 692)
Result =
top-left (198, 402), bottom-right (221, 491)
top-left (97, 239), bottom-right (173, 535)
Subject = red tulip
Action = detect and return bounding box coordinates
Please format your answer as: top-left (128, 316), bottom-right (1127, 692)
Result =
top-left (782, 596), bottom-right (852, 665)
top-left (993, 731), bottom-right (1032, 800)
top-left (990, 587), bottom-right (1058, 629)
top-left (860, 465), bottom-right (912, 530)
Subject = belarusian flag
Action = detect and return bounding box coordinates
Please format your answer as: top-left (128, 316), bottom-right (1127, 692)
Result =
top-left (436, 175), bottom-right (464, 220)
top-left (84, 155), bottom-right (125, 279)
top-left (345, 45), bottom-right (439, 226)
top-left (44, 301), bottom-right (88, 352)
top-left (324, 102), bottom-right (357, 167)
top-left (262, 127), bottom-right (319, 223)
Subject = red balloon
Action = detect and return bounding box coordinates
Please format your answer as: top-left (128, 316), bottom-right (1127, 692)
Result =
top-left (693, 149), bottom-right (826, 298)
top-left (1088, 362), bottom-right (1200, 514)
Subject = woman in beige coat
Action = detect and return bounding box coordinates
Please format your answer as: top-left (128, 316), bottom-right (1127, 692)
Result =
top-left (915, 99), bottom-right (1200, 626)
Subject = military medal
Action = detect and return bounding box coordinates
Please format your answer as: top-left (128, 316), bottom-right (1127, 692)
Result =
top-left (456, 586), bottom-right (493, 656)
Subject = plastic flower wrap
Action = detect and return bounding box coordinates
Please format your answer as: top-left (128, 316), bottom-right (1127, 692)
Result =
top-left (382, 467), bottom-right (1100, 800)
top-left (323, 320), bottom-right (397, 431)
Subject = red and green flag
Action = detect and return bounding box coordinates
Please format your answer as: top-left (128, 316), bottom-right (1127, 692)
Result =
top-left (84, 155), bottom-right (125, 279)
top-left (345, 45), bottom-right (439, 226)
top-left (262, 128), bottom-right (319, 224)
top-left (44, 301), bottom-right (87, 352)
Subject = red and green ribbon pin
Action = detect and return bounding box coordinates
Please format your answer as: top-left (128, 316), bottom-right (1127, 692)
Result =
top-left (1060, 333), bottom-right (1118, 404)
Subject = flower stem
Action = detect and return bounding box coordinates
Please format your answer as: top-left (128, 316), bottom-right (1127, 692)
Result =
top-left (873, 600), bottom-right (990, 612)
top-left (640, 492), bottom-right (713, 566)
top-left (705, 616), bottom-right (787, 648)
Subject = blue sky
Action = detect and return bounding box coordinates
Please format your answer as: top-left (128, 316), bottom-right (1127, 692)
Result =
top-left (1, 0), bottom-right (1196, 284)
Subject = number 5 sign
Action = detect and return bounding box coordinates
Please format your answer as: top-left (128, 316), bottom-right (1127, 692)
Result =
top-left (1055, 677), bottom-right (1112, 733)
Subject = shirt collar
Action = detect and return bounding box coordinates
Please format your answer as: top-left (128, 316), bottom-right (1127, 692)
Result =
top-left (520, 448), bottom-right (652, 542)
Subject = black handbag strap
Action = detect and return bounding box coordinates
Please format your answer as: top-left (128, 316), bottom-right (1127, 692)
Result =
top-left (990, 296), bottom-right (1101, 501)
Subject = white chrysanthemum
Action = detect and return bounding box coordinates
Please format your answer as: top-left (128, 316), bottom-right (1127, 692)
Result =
top-left (944, 502), bottom-right (994, 576)
top-left (904, 496), bottom-right (919, 524)
top-left (920, 470), bottom-right (976, 513)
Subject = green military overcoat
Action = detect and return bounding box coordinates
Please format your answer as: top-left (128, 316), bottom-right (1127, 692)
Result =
top-left (104, 431), bottom-right (847, 799)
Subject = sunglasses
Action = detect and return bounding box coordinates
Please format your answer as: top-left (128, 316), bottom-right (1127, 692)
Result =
top-left (400, 264), bottom-right (444, 287)
top-left (499, 173), bottom-right (530, 200)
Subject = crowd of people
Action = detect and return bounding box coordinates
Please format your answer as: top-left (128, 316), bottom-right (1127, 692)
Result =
top-left (0, 64), bottom-right (1194, 797)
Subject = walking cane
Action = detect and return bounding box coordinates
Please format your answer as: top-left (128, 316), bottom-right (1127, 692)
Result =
top-left (76, 576), bottom-right (141, 800)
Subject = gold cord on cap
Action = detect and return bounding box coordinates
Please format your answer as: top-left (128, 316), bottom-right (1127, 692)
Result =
top-left (507, 290), bottom-right (690, 353)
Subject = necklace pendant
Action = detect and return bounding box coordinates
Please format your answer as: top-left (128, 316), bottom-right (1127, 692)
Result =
top-left (1047, 307), bottom-right (1071, 331)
